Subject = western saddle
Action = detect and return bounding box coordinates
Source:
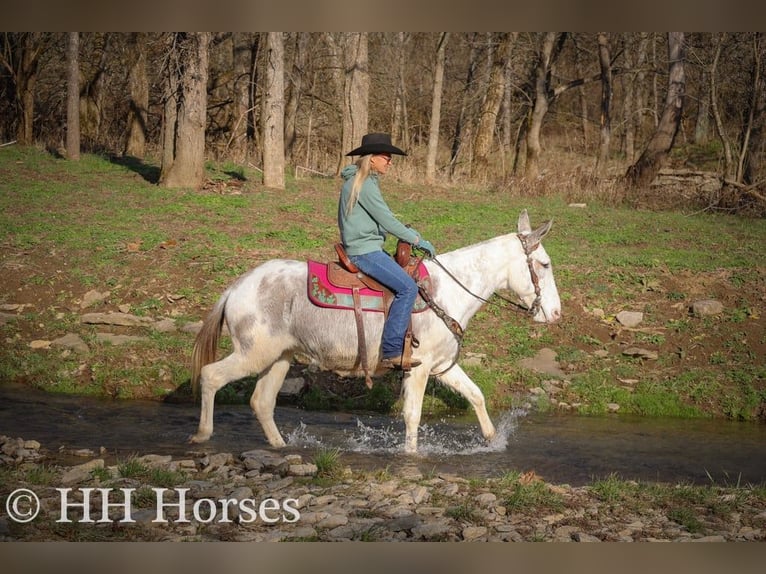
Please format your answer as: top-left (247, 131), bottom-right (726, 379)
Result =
top-left (331, 241), bottom-right (422, 389)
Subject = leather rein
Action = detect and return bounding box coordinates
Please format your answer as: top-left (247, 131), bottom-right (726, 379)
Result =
top-left (415, 233), bottom-right (543, 376)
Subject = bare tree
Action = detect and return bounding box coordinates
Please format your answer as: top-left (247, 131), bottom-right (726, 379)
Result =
top-left (79, 33), bottom-right (110, 148)
top-left (66, 32), bottom-right (80, 160)
top-left (449, 33), bottom-right (481, 179)
top-left (626, 32), bottom-right (686, 188)
top-left (0, 33), bottom-right (46, 145)
top-left (159, 32), bottom-right (211, 190)
top-left (334, 32), bottom-right (368, 173)
top-left (595, 32), bottom-right (612, 176)
top-left (425, 33), bottom-right (448, 185)
top-left (123, 32), bottom-right (148, 158)
top-left (262, 32), bottom-right (285, 189)
top-left (471, 32), bottom-right (514, 179)
top-left (525, 32), bottom-right (565, 180)
top-left (737, 32), bottom-right (765, 186)
top-left (284, 33), bottom-right (308, 163)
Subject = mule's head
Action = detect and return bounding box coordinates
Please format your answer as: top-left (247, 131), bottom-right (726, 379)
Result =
top-left (509, 210), bottom-right (561, 323)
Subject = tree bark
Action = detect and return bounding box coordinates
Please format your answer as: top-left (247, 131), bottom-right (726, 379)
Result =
top-left (338, 33), bottom-right (369, 173)
top-left (449, 33), bottom-right (480, 179)
top-left (159, 32), bottom-right (211, 190)
top-left (425, 33), bottom-right (448, 185)
top-left (124, 32), bottom-right (148, 158)
top-left (471, 32), bottom-right (514, 179)
top-left (595, 32), bottom-right (612, 176)
top-left (284, 33), bottom-right (307, 164)
top-left (626, 32), bottom-right (686, 188)
top-left (66, 32), bottom-right (80, 161)
top-left (738, 33), bottom-right (764, 185)
top-left (79, 33), bottom-right (110, 148)
top-left (262, 32), bottom-right (285, 189)
top-left (525, 32), bottom-right (561, 180)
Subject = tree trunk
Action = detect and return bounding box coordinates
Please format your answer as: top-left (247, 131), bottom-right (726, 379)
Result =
top-left (79, 33), bottom-right (110, 148)
top-left (471, 33), bottom-right (514, 179)
top-left (124, 32), bottom-right (148, 158)
top-left (5, 33), bottom-right (44, 146)
top-left (262, 32), bottom-right (285, 189)
top-left (595, 32), bottom-right (612, 176)
top-left (621, 33), bottom-right (636, 162)
top-left (626, 32), bottom-right (686, 188)
top-left (66, 32), bottom-right (80, 161)
top-left (525, 32), bottom-right (560, 180)
top-left (737, 33), bottom-right (764, 185)
top-left (425, 33), bottom-right (448, 185)
top-left (338, 33), bottom-right (369, 173)
top-left (391, 33), bottom-right (410, 148)
top-left (159, 32), bottom-right (211, 190)
top-left (573, 36), bottom-right (590, 153)
top-left (449, 34), bottom-right (480, 179)
top-left (284, 33), bottom-right (307, 164)
top-left (693, 68), bottom-right (711, 145)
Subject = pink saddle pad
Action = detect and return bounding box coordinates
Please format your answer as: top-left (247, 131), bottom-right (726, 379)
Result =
top-left (307, 260), bottom-right (431, 313)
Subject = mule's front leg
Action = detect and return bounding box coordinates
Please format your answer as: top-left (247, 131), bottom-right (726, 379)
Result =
top-left (401, 369), bottom-right (429, 454)
top-left (437, 364), bottom-right (496, 442)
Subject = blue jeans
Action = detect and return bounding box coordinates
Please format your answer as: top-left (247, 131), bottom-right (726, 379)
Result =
top-left (349, 250), bottom-right (419, 359)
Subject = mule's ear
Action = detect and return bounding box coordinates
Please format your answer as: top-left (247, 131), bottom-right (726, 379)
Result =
top-left (535, 219), bottom-right (553, 240)
top-left (517, 209), bottom-right (532, 234)
top-left (526, 219), bottom-right (553, 250)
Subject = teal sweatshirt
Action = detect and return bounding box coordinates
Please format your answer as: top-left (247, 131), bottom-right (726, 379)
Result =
top-left (337, 165), bottom-right (420, 256)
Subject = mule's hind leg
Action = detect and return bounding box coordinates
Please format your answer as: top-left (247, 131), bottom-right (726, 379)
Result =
top-left (189, 352), bottom-right (253, 443)
top-left (249, 354), bottom-right (292, 448)
top-left (437, 364), bottom-right (496, 442)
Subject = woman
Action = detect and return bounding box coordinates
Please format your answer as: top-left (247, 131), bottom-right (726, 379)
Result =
top-left (338, 133), bottom-right (435, 370)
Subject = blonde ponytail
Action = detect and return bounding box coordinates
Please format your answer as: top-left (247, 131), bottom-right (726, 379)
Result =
top-left (345, 155), bottom-right (372, 216)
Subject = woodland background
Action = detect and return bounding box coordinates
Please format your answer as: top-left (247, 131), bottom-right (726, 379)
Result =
top-left (1, 32), bottom-right (764, 213)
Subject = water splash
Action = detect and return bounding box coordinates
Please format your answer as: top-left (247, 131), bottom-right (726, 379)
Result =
top-left (285, 408), bottom-right (527, 455)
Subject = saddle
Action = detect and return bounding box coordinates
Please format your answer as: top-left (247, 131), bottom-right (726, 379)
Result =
top-left (330, 240), bottom-right (423, 389)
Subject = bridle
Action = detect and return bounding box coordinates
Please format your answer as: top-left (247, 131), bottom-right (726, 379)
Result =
top-left (414, 232), bottom-right (544, 375)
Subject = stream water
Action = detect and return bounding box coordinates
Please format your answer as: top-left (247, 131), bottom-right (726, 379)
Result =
top-left (1, 383), bottom-right (765, 487)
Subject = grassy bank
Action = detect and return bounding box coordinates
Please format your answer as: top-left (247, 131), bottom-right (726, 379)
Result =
top-left (0, 146), bottom-right (764, 422)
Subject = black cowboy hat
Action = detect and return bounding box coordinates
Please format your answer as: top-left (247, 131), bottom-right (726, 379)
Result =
top-left (346, 133), bottom-right (407, 157)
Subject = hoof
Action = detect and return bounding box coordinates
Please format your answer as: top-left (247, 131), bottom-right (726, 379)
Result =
top-left (188, 432), bottom-right (210, 444)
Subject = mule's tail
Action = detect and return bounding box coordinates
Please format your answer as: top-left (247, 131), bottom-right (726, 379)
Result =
top-left (190, 294), bottom-right (228, 399)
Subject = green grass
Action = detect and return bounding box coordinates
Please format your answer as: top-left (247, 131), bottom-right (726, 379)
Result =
top-left (1, 146), bottom-right (764, 421)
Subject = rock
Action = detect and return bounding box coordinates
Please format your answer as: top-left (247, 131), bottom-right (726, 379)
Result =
top-left (80, 289), bottom-right (110, 309)
top-left (412, 520), bottom-right (453, 540)
top-left (29, 340), bottom-right (51, 349)
top-left (462, 526), bottom-right (488, 541)
top-left (279, 377), bottom-right (306, 397)
top-left (181, 321), bottom-right (203, 334)
top-left (151, 318), bottom-right (177, 333)
top-left (568, 203), bottom-right (587, 208)
top-left (691, 299), bottom-right (724, 316)
top-left (288, 463), bottom-right (318, 477)
top-left (622, 347), bottom-right (658, 360)
top-left (50, 333), bottom-right (89, 353)
top-left (607, 403), bottom-right (620, 413)
top-left (518, 347), bottom-right (566, 378)
top-left (616, 311), bottom-right (644, 328)
top-left (81, 312), bottom-right (153, 327)
top-left (96, 333), bottom-right (148, 345)
top-left (60, 459), bottom-right (105, 485)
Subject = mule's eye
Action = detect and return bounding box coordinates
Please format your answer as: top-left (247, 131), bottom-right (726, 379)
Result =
top-left (540, 261), bottom-right (551, 269)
